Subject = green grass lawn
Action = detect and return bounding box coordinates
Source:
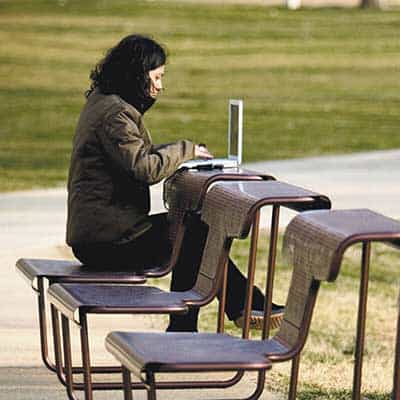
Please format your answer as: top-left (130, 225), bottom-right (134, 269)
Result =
top-left (0, 0), bottom-right (400, 191)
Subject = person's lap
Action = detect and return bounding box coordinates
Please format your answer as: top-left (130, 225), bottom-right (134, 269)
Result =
top-left (72, 213), bottom-right (171, 270)
top-left (72, 211), bottom-right (265, 331)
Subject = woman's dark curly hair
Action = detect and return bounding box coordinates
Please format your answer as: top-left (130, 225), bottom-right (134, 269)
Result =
top-left (86, 34), bottom-right (167, 110)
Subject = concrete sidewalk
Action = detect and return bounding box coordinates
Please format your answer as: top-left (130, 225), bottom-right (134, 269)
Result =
top-left (251, 149), bottom-right (400, 218)
top-left (1, 149), bottom-right (399, 251)
top-left (1, 149), bottom-right (399, 400)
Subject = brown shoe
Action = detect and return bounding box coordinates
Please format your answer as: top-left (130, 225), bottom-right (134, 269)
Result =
top-left (234, 304), bottom-right (284, 331)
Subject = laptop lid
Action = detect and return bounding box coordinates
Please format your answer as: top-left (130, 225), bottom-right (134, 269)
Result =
top-left (180, 99), bottom-right (243, 169)
top-left (228, 99), bottom-right (243, 165)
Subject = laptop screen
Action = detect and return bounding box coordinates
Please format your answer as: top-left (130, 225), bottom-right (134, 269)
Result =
top-left (228, 99), bottom-right (243, 164)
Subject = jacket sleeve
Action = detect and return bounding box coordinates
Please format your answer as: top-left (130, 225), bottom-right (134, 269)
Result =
top-left (99, 109), bottom-right (195, 184)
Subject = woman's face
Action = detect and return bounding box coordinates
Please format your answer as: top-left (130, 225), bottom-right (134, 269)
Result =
top-left (148, 65), bottom-right (165, 98)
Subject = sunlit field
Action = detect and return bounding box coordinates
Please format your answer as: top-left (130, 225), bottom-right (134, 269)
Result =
top-left (1, 0), bottom-right (400, 191)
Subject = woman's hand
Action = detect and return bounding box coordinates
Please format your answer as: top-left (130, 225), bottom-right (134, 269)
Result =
top-left (194, 143), bottom-right (213, 159)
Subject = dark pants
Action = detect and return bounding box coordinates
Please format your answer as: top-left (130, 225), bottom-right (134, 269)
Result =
top-left (72, 213), bottom-right (171, 270)
top-left (72, 213), bottom-right (265, 332)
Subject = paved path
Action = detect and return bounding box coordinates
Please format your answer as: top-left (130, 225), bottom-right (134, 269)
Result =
top-left (251, 149), bottom-right (400, 227)
top-left (0, 149), bottom-right (398, 400)
top-left (252, 149), bottom-right (400, 217)
top-left (1, 149), bottom-right (399, 251)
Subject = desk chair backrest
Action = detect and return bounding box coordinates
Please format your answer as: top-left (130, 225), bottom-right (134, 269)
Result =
top-left (185, 180), bottom-right (330, 307)
top-left (164, 169), bottom-right (274, 241)
top-left (163, 169), bottom-right (274, 277)
top-left (274, 208), bottom-right (400, 358)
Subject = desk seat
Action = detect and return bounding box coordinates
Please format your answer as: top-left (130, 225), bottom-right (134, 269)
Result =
top-left (48, 283), bottom-right (204, 323)
top-left (16, 258), bottom-right (146, 291)
top-left (106, 332), bottom-right (276, 375)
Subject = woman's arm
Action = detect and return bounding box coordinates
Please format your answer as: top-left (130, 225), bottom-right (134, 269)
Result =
top-left (99, 109), bottom-right (195, 184)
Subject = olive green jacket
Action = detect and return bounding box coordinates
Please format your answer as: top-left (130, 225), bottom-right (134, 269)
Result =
top-left (66, 90), bottom-right (195, 246)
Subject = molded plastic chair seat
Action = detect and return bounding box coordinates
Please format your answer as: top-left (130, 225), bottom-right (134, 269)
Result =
top-left (106, 332), bottom-right (277, 375)
top-left (48, 283), bottom-right (205, 323)
top-left (16, 258), bottom-right (146, 291)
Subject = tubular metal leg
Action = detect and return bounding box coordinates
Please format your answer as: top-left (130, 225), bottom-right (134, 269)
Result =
top-left (262, 205), bottom-right (280, 340)
top-left (122, 366), bottom-right (133, 400)
top-left (352, 242), bottom-right (371, 400)
top-left (51, 304), bottom-right (68, 386)
top-left (147, 372), bottom-right (157, 400)
top-left (393, 296), bottom-right (400, 400)
top-left (61, 315), bottom-right (79, 400)
top-left (215, 258), bottom-right (246, 388)
top-left (214, 212), bottom-right (261, 395)
top-left (53, 309), bottom-right (250, 394)
top-left (242, 210), bottom-right (261, 339)
top-left (138, 369), bottom-right (266, 400)
top-left (245, 370), bottom-right (266, 400)
top-left (217, 259), bottom-right (229, 334)
top-left (80, 314), bottom-right (93, 400)
top-left (288, 354), bottom-right (300, 400)
top-left (37, 279), bottom-right (57, 372)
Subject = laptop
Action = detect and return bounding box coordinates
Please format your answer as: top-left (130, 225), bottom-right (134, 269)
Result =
top-left (180, 99), bottom-right (243, 170)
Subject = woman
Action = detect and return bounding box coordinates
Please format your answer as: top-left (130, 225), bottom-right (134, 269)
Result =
top-left (66, 34), bottom-right (281, 332)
